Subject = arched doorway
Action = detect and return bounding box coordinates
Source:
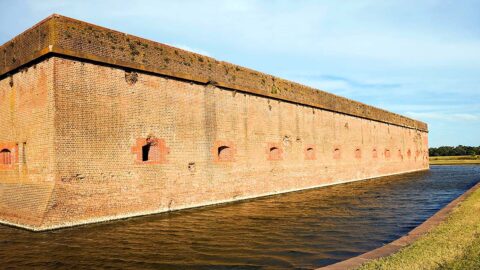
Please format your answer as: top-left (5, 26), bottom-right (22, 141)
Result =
top-left (0, 149), bottom-right (12, 165)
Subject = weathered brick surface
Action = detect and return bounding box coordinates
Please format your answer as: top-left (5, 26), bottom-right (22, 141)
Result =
top-left (1, 14), bottom-right (427, 131)
top-left (0, 16), bottom-right (430, 230)
top-left (0, 59), bottom-right (56, 228)
top-left (0, 17), bottom-right (52, 76)
top-left (36, 57), bottom-right (427, 229)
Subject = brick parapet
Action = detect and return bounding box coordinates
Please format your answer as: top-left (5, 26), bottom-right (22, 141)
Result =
top-left (0, 14), bottom-right (428, 132)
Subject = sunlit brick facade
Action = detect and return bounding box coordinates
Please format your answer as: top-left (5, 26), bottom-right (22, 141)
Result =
top-left (0, 15), bottom-right (429, 230)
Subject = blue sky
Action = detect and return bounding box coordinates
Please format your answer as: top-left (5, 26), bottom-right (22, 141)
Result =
top-left (1, 0), bottom-right (479, 147)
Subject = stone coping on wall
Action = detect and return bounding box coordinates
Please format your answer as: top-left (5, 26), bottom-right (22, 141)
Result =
top-left (317, 180), bottom-right (480, 270)
top-left (0, 14), bottom-right (427, 132)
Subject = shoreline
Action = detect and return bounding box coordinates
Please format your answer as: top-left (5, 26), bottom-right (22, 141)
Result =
top-left (317, 179), bottom-right (480, 270)
top-left (430, 162), bottom-right (480, 165)
top-left (430, 155), bottom-right (480, 165)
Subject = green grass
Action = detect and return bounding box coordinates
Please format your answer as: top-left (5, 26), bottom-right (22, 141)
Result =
top-left (441, 236), bottom-right (480, 270)
top-left (357, 185), bottom-right (480, 270)
top-left (430, 155), bottom-right (480, 165)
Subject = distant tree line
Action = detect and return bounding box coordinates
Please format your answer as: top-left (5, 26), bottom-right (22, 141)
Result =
top-left (429, 145), bottom-right (480, 156)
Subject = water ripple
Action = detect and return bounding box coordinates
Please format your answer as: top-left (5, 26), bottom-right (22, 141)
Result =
top-left (0, 165), bottom-right (479, 269)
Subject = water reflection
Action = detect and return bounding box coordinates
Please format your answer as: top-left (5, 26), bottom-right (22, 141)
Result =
top-left (0, 166), bottom-right (479, 269)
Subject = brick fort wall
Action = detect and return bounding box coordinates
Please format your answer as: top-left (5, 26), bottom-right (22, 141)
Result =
top-left (0, 59), bottom-right (56, 228)
top-left (0, 15), bottom-right (429, 230)
top-left (37, 57), bottom-right (428, 229)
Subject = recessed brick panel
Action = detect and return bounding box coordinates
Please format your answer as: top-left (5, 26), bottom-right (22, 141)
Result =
top-left (304, 145), bottom-right (316, 160)
top-left (212, 141), bottom-right (236, 162)
top-left (131, 137), bottom-right (170, 164)
top-left (0, 143), bottom-right (18, 170)
top-left (385, 149), bottom-right (391, 159)
top-left (333, 147), bottom-right (341, 160)
top-left (267, 143), bottom-right (283, 161)
top-left (355, 148), bottom-right (362, 159)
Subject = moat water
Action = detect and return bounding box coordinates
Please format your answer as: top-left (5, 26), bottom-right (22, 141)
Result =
top-left (0, 165), bottom-right (479, 270)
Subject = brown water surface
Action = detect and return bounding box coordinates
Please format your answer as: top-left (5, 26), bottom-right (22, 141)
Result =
top-left (0, 165), bottom-right (479, 269)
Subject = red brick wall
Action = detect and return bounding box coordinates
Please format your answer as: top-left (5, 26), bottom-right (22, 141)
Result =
top-left (34, 57), bottom-right (429, 230)
top-left (0, 59), bottom-right (56, 229)
top-left (1, 15), bottom-right (427, 132)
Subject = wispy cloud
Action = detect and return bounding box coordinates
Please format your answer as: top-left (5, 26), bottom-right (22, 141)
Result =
top-left (297, 74), bottom-right (402, 89)
top-left (1, 0), bottom-right (479, 146)
top-left (166, 44), bottom-right (212, 57)
top-left (405, 112), bottom-right (480, 122)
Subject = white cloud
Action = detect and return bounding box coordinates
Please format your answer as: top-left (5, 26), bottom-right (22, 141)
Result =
top-left (405, 112), bottom-right (480, 122)
top-left (166, 44), bottom-right (212, 57)
top-left (2, 0), bottom-right (480, 146)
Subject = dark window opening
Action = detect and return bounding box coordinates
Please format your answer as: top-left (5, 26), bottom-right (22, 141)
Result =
top-left (269, 146), bottom-right (282, 160)
top-left (188, 162), bottom-right (196, 172)
top-left (142, 143), bottom-right (151, 161)
top-left (333, 148), bottom-right (341, 159)
top-left (355, 148), bottom-right (361, 158)
top-left (270, 147), bottom-right (279, 154)
top-left (217, 146), bottom-right (231, 160)
top-left (305, 147), bottom-right (315, 160)
top-left (385, 149), bottom-right (391, 158)
top-left (218, 146), bottom-right (229, 156)
top-left (0, 149), bottom-right (12, 165)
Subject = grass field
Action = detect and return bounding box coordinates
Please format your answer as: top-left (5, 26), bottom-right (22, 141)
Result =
top-left (430, 155), bottom-right (480, 165)
top-left (358, 184), bottom-right (480, 270)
